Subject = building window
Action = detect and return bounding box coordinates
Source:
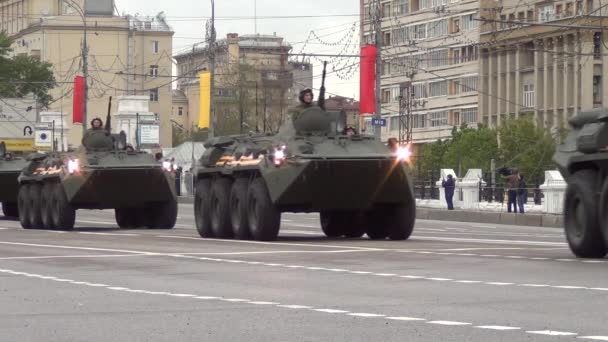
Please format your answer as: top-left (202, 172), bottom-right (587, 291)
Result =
top-left (393, 0), bottom-right (409, 15)
top-left (461, 107), bottom-right (478, 124)
top-left (593, 75), bottom-right (602, 106)
top-left (527, 9), bottom-right (534, 21)
top-left (178, 107), bottom-right (183, 116)
top-left (413, 83), bottom-right (427, 99)
top-left (452, 18), bottom-right (460, 33)
top-left (429, 80), bottom-right (448, 97)
top-left (414, 24), bottom-right (426, 40)
top-left (427, 49), bottom-right (449, 68)
top-left (461, 13), bottom-right (479, 30)
top-left (594, 32), bottom-right (602, 59)
top-left (566, 2), bottom-right (574, 16)
top-left (454, 76), bottom-right (478, 94)
top-left (413, 114), bottom-right (427, 128)
top-left (430, 110), bottom-right (449, 127)
top-left (152, 41), bottom-right (159, 54)
top-left (383, 31), bottom-right (391, 46)
top-left (150, 88), bottom-right (159, 102)
top-left (523, 84), bottom-right (535, 108)
top-left (150, 65), bottom-right (159, 78)
top-left (538, 4), bottom-right (555, 22)
top-left (427, 19), bottom-right (448, 38)
top-left (382, 3), bottom-right (391, 17)
top-left (382, 89), bottom-right (392, 103)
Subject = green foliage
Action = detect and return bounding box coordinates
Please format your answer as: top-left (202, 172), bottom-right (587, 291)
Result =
top-left (497, 117), bottom-right (557, 182)
top-left (0, 31), bottom-right (56, 107)
top-left (415, 119), bottom-right (557, 182)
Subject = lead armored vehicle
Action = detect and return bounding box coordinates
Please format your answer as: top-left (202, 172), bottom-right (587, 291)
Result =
top-left (554, 107), bottom-right (608, 258)
top-left (0, 142), bottom-right (28, 218)
top-left (17, 113), bottom-right (178, 231)
top-left (194, 110), bottom-right (416, 242)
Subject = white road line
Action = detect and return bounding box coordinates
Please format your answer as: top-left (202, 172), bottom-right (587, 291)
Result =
top-left (485, 282), bottom-right (514, 286)
top-left (428, 321), bottom-right (471, 326)
top-left (348, 313), bottom-right (385, 317)
top-left (413, 236), bottom-right (567, 247)
top-left (78, 232), bottom-right (139, 237)
top-left (454, 280), bottom-right (482, 284)
top-left (248, 301), bottom-right (279, 305)
top-left (401, 250), bottom-right (607, 265)
top-left (579, 337), bottom-right (608, 341)
top-left (313, 309), bottom-right (350, 314)
top-left (375, 273), bottom-right (397, 277)
top-left (0, 254), bottom-right (144, 260)
top-left (386, 317), bottom-right (426, 321)
top-left (527, 330), bottom-right (578, 336)
top-left (427, 278), bottom-right (452, 281)
top-left (177, 250), bottom-right (370, 255)
top-left (0, 241), bottom-right (159, 255)
top-left (278, 305), bottom-right (311, 309)
top-left (475, 326), bottom-right (521, 330)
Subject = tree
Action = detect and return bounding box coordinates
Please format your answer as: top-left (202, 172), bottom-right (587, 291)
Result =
top-left (442, 124), bottom-right (498, 176)
top-left (497, 117), bottom-right (557, 182)
top-left (417, 139), bottom-right (449, 180)
top-left (0, 31), bottom-right (56, 107)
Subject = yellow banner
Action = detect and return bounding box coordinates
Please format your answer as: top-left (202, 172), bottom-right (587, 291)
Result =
top-left (198, 71), bottom-right (211, 129)
top-left (1, 139), bottom-right (35, 152)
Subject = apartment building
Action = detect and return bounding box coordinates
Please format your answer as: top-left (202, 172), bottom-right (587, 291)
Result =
top-left (0, 0), bottom-right (174, 147)
top-left (361, 0), bottom-right (481, 144)
top-left (479, 0), bottom-right (608, 131)
top-left (173, 33), bottom-right (313, 134)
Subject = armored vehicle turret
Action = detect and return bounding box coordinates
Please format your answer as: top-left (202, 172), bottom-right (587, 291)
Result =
top-left (0, 142), bottom-right (28, 218)
top-left (554, 107), bottom-right (608, 258)
top-left (17, 106), bottom-right (178, 231)
top-left (193, 106), bottom-right (416, 241)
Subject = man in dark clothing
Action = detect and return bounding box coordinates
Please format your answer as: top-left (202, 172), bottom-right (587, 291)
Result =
top-left (517, 174), bottom-right (527, 214)
top-left (289, 88), bottom-right (315, 123)
top-left (442, 174), bottom-right (456, 210)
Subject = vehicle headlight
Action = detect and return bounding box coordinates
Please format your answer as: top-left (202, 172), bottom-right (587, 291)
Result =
top-left (273, 145), bottom-right (286, 166)
top-left (396, 145), bottom-right (412, 162)
top-left (67, 159), bottom-right (79, 174)
top-left (162, 161), bottom-right (173, 171)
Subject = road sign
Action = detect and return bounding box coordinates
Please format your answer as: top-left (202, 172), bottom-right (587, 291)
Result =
top-left (34, 122), bottom-right (53, 149)
top-left (139, 123), bottom-right (160, 145)
top-left (371, 118), bottom-right (387, 127)
top-left (1, 139), bottom-right (35, 151)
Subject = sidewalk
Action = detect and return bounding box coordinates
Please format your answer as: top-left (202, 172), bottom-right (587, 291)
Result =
top-left (177, 196), bottom-right (563, 228)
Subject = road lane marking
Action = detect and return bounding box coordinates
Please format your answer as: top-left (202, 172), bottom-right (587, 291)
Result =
top-left (0, 267), bottom-right (602, 340)
top-left (0, 254), bottom-right (144, 260)
top-left (527, 330), bottom-right (577, 336)
top-left (0, 241), bottom-right (160, 255)
top-left (579, 337), bottom-right (608, 341)
top-left (412, 236), bottom-right (567, 247)
top-left (78, 232), bottom-right (140, 237)
top-left (399, 250), bottom-right (607, 265)
top-left (428, 321), bottom-right (471, 326)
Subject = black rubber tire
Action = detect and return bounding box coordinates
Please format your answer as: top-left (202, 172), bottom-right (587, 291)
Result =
top-left (115, 208), bottom-right (133, 228)
top-left (210, 177), bottom-right (234, 238)
top-left (247, 178), bottom-right (281, 241)
top-left (28, 183), bottom-right (44, 229)
top-left (365, 208), bottom-right (389, 240)
top-left (387, 201), bottom-right (416, 241)
top-left (2, 202), bottom-right (18, 218)
top-left (147, 200), bottom-right (178, 229)
top-left (599, 177), bottom-right (608, 247)
top-left (344, 212), bottom-right (366, 238)
top-left (51, 184), bottom-right (75, 231)
top-left (230, 178), bottom-right (251, 239)
top-left (40, 183), bottom-right (56, 230)
top-left (195, 178), bottom-right (214, 238)
top-left (320, 211), bottom-right (346, 238)
top-left (18, 184), bottom-right (32, 229)
top-left (564, 170), bottom-right (606, 258)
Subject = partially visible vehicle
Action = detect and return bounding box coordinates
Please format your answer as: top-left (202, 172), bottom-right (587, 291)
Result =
top-left (554, 107), bottom-right (608, 258)
top-left (0, 142), bottom-right (28, 218)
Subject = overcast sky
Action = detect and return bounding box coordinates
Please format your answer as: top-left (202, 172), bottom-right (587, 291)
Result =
top-left (114, 0), bottom-right (361, 100)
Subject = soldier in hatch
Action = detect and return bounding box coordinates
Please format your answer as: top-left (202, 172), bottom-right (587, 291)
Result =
top-left (82, 117), bottom-right (113, 150)
top-left (289, 88), bottom-right (315, 123)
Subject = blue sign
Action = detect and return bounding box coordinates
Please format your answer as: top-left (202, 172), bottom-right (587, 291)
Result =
top-left (371, 118), bottom-right (387, 127)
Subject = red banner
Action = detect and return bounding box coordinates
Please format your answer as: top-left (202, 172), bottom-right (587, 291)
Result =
top-left (359, 44), bottom-right (377, 115)
top-left (73, 76), bottom-right (84, 124)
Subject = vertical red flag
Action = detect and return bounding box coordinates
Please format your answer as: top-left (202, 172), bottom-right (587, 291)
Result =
top-left (359, 44), bottom-right (377, 115)
top-left (73, 76), bottom-right (84, 124)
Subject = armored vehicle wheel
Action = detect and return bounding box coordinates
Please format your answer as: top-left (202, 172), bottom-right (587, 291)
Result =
top-left (320, 211), bottom-right (346, 237)
top-left (146, 201), bottom-right (178, 229)
top-left (344, 212), bottom-right (366, 238)
top-left (115, 208), bottom-right (146, 228)
top-left (195, 178), bottom-right (214, 238)
top-left (210, 178), bottom-right (234, 238)
top-left (18, 184), bottom-right (32, 229)
top-left (40, 183), bottom-right (55, 230)
top-left (28, 183), bottom-right (44, 229)
top-left (247, 178), bottom-right (281, 241)
top-left (2, 202), bottom-right (18, 218)
top-left (230, 178), bottom-right (251, 239)
top-left (51, 184), bottom-right (75, 231)
top-left (564, 170), bottom-right (606, 258)
top-left (600, 177), bottom-right (608, 246)
top-left (365, 208), bottom-right (389, 240)
top-left (387, 201), bottom-right (416, 241)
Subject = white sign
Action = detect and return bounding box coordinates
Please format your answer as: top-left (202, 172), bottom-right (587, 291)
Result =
top-left (139, 124), bottom-right (160, 145)
top-left (35, 126), bottom-right (53, 148)
top-left (0, 96), bottom-right (37, 139)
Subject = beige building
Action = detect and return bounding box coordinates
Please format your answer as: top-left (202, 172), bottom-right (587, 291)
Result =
top-left (479, 0), bottom-right (608, 131)
top-left (173, 33), bottom-right (313, 135)
top-left (361, 0), bottom-right (481, 145)
top-left (1, 0), bottom-right (174, 148)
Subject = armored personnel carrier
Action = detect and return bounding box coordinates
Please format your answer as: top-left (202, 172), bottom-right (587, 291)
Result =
top-left (554, 107), bottom-right (608, 258)
top-left (17, 109), bottom-right (178, 231)
top-left (194, 110), bottom-right (416, 242)
top-left (0, 142), bottom-right (28, 218)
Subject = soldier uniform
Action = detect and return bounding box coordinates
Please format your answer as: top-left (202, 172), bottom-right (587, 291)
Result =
top-left (289, 88), bottom-right (315, 123)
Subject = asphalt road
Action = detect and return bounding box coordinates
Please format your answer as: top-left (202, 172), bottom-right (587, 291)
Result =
top-left (0, 202), bottom-right (607, 342)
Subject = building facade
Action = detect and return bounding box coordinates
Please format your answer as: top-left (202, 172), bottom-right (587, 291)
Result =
top-left (361, 0), bottom-right (481, 144)
top-left (479, 0), bottom-right (608, 131)
top-left (0, 0), bottom-right (174, 148)
top-left (173, 33), bottom-right (313, 134)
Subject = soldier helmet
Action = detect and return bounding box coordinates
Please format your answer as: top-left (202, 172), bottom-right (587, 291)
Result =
top-left (298, 88), bottom-right (313, 103)
top-left (90, 117), bottom-right (103, 128)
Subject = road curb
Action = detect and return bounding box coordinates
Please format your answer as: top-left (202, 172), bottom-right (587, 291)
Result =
top-left (177, 196), bottom-right (563, 228)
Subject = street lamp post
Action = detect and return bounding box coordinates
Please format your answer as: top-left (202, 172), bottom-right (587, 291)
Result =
top-left (65, 0), bottom-right (88, 138)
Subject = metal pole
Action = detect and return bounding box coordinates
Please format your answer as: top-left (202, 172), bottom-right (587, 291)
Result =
top-left (208, 0), bottom-right (217, 138)
top-left (373, 0), bottom-right (382, 140)
top-left (255, 82), bottom-right (259, 132)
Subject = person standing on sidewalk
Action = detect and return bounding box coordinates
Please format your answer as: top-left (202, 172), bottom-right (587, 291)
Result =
top-left (504, 168), bottom-right (520, 213)
top-left (517, 173), bottom-right (527, 214)
top-left (442, 174), bottom-right (456, 210)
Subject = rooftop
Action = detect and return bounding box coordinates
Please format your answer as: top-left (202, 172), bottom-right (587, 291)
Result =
top-left (127, 12), bottom-right (172, 32)
top-left (175, 33), bottom-right (291, 59)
